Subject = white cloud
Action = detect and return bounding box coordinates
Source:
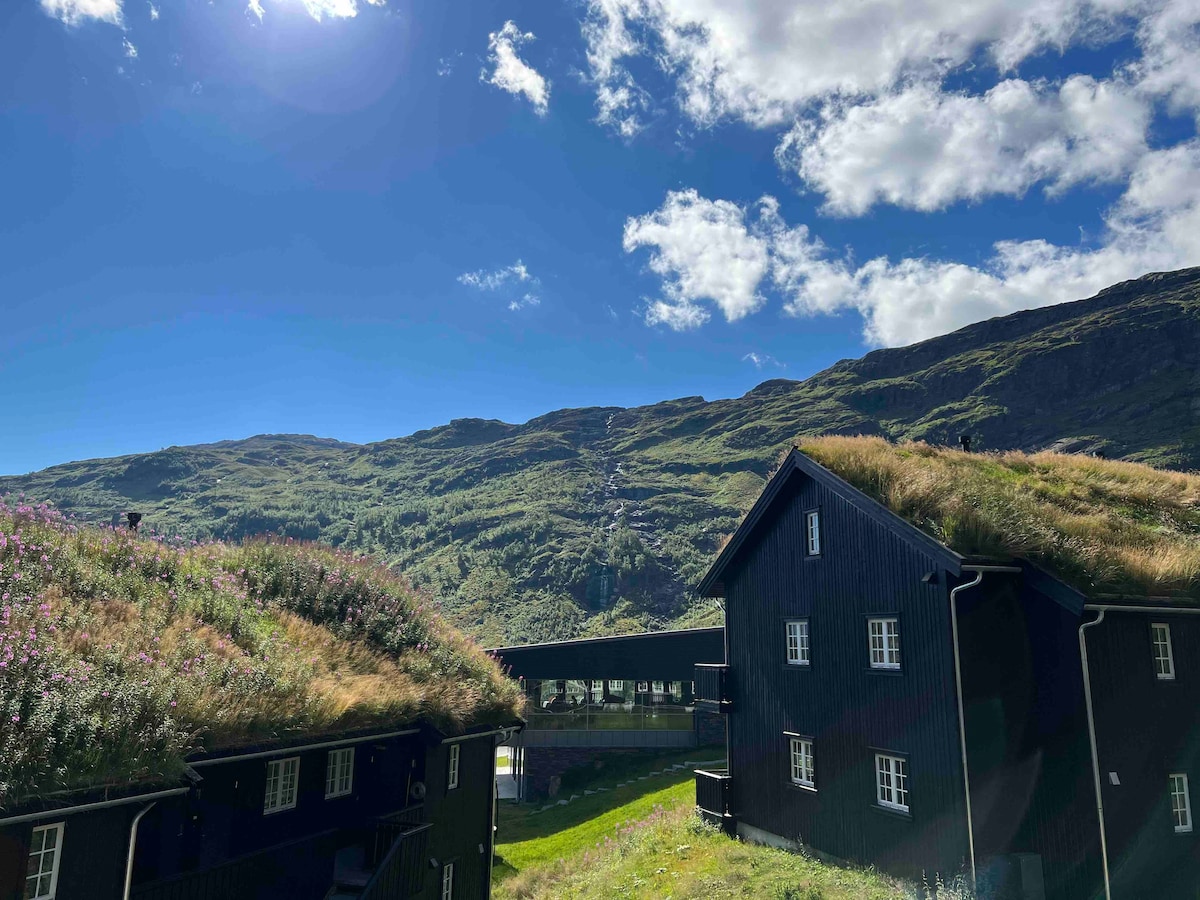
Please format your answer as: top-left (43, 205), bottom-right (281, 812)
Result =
top-left (483, 21), bottom-right (550, 115)
top-left (300, 0), bottom-right (361, 20)
top-left (123, 37), bottom-right (137, 58)
top-left (628, 154), bottom-right (1200, 345)
top-left (40, 0), bottom-right (123, 26)
top-left (148, 2), bottom-right (158, 20)
top-left (1135, 0), bottom-right (1200, 119)
top-left (438, 52), bottom-right (463, 77)
top-left (623, 189), bottom-right (770, 330)
top-left (582, 0), bottom-right (1139, 131)
top-left (778, 75), bottom-right (1150, 215)
top-left (458, 260), bottom-right (543, 311)
top-left (247, 0), bottom-right (265, 21)
top-left (743, 352), bottom-right (785, 369)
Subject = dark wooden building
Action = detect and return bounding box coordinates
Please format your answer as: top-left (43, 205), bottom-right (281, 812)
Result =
top-left (693, 448), bottom-right (1200, 900)
top-left (490, 628), bottom-right (726, 798)
top-left (0, 719), bottom-right (518, 900)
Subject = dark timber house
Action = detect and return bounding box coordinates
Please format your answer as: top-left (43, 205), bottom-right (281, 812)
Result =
top-left (693, 438), bottom-right (1200, 900)
top-left (0, 506), bottom-right (523, 900)
top-left (489, 628), bottom-right (726, 798)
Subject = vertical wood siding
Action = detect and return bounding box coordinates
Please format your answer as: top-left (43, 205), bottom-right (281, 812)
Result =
top-left (725, 472), bottom-right (969, 882)
top-left (1087, 611), bottom-right (1200, 899)
top-left (957, 580), bottom-right (1102, 900)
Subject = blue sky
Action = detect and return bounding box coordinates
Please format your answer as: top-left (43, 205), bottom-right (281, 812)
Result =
top-left (2, 0), bottom-right (1198, 474)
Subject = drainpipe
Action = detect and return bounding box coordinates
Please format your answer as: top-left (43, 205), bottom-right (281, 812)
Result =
top-left (122, 802), bottom-right (157, 900)
top-left (950, 564), bottom-right (1022, 893)
top-left (1079, 610), bottom-right (1111, 900)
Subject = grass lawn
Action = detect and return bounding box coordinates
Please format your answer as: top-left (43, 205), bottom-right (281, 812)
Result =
top-left (493, 751), bottom-right (916, 900)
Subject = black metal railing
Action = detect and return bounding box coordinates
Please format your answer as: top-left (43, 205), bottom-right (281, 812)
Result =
top-left (359, 822), bottom-right (431, 900)
top-left (131, 830), bottom-right (342, 900)
top-left (695, 768), bottom-right (731, 817)
top-left (694, 663), bottom-right (730, 710)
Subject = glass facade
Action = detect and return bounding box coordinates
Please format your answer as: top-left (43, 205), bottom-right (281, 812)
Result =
top-left (522, 678), bottom-right (696, 731)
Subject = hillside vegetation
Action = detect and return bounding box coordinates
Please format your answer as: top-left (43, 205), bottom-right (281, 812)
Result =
top-left (4, 268), bottom-right (1200, 644)
top-left (493, 753), bottom-right (914, 900)
top-left (0, 500), bottom-right (520, 808)
top-left (799, 436), bottom-right (1200, 599)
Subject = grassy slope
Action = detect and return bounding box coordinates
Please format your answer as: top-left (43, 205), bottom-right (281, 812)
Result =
top-left (494, 754), bottom-right (910, 900)
top-left (0, 501), bottom-right (521, 807)
top-left (4, 269), bottom-right (1200, 644)
top-left (800, 436), bottom-right (1200, 599)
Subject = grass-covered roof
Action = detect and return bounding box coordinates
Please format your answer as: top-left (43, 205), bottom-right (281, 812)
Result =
top-left (797, 436), bottom-right (1200, 601)
top-left (0, 500), bottom-right (522, 808)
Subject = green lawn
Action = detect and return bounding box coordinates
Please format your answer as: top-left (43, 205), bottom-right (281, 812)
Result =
top-left (492, 751), bottom-right (925, 900)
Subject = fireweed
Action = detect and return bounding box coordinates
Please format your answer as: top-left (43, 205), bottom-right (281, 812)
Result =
top-left (0, 500), bottom-right (521, 807)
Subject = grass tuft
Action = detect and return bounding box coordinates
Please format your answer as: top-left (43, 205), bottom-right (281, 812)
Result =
top-left (0, 499), bottom-right (522, 808)
top-left (798, 436), bottom-right (1200, 600)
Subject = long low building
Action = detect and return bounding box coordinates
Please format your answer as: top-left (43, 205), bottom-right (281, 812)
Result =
top-left (489, 627), bottom-right (726, 798)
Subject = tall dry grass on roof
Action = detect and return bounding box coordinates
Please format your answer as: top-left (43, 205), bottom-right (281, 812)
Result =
top-left (0, 500), bottom-right (522, 807)
top-left (797, 436), bottom-right (1200, 600)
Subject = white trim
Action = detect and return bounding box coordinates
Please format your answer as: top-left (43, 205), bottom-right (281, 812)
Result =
top-left (441, 861), bottom-right (455, 900)
top-left (868, 617), bottom-right (901, 669)
top-left (0, 786), bottom-right (190, 828)
top-left (1151, 623), bottom-right (1176, 680)
top-left (263, 757), bottom-right (299, 814)
top-left (189, 728), bottom-right (419, 767)
top-left (785, 619), bottom-right (810, 666)
top-left (325, 747), bottom-right (354, 799)
top-left (875, 753), bottom-right (909, 813)
top-left (788, 737), bottom-right (815, 789)
top-left (1171, 773), bottom-right (1193, 833)
top-left (25, 821), bottom-right (64, 900)
top-left (447, 743), bottom-right (461, 791)
top-left (805, 510), bottom-right (821, 556)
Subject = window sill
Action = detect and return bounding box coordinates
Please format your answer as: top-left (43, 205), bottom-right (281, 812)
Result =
top-left (866, 667), bottom-right (903, 676)
top-left (783, 663), bottom-right (812, 672)
top-left (786, 782), bottom-right (817, 794)
top-left (869, 802), bottom-right (913, 821)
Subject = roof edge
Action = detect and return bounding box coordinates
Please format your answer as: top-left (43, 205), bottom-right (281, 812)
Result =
top-left (487, 626), bottom-right (723, 656)
top-left (696, 448), bottom-right (964, 598)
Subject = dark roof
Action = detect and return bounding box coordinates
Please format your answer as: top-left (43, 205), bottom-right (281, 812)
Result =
top-left (488, 627), bottom-right (725, 681)
top-left (696, 448), bottom-right (966, 598)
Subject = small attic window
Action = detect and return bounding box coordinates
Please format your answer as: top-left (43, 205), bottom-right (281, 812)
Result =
top-left (805, 510), bottom-right (821, 557)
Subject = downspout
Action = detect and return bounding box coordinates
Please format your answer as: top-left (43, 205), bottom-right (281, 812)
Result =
top-left (1079, 610), bottom-right (1111, 900)
top-left (950, 564), bottom-right (1022, 893)
top-left (949, 570), bottom-right (983, 892)
top-left (122, 801), bottom-right (157, 900)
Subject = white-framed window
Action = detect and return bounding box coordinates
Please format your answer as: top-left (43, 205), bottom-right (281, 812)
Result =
top-left (786, 619), bottom-right (810, 666)
top-left (1152, 623), bottom-right (1176, 680)
top-left (325, 747), bottom-right (354, 799)
top-left (264, 757), bottom-right (299, 814)
top-left (876, 753), bottom-right (909, 813)
top-left (869, 618), bottom-right (901, 670)
top-left (637, 681), bottom-right (648, 692)
top-left (610, 680), bottom-right (624, 692)
top-left (447, 743), bottom-right (461, 790)
top-left (1171, 773), bottom-right (1193, 833)
top-left (670, 681), bottom-right (683, 701)
top-left (24, 822), bottom-right (63, 900)
top-left (591, 679), bottom-right (604, 702)
top-left (805, 510), bottom-right (821, 556)
top-left (441, 861), bottom-right (455, 900)
top-left (789, 737), bottom-right (815, 789)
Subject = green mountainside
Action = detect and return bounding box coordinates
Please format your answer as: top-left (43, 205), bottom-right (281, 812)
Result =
top-left (5, 267), bottom-right (1200, 644)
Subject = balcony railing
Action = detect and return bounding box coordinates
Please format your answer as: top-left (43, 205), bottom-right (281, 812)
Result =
top-left (695, 768), bottom-right (734, 833)
top-left (693, 663), bottom-right (731, 712)
top-left (359, 822), bottom-right (431, 900)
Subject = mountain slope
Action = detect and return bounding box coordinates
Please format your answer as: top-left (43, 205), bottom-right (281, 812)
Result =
top-left (5, 267), bottom-right (1200, 644)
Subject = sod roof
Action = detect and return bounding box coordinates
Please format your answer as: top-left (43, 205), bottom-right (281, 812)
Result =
top-left (0, 500), bottom-right (522, 808)
top-left (796, 436), bottom-right (1200, 602)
